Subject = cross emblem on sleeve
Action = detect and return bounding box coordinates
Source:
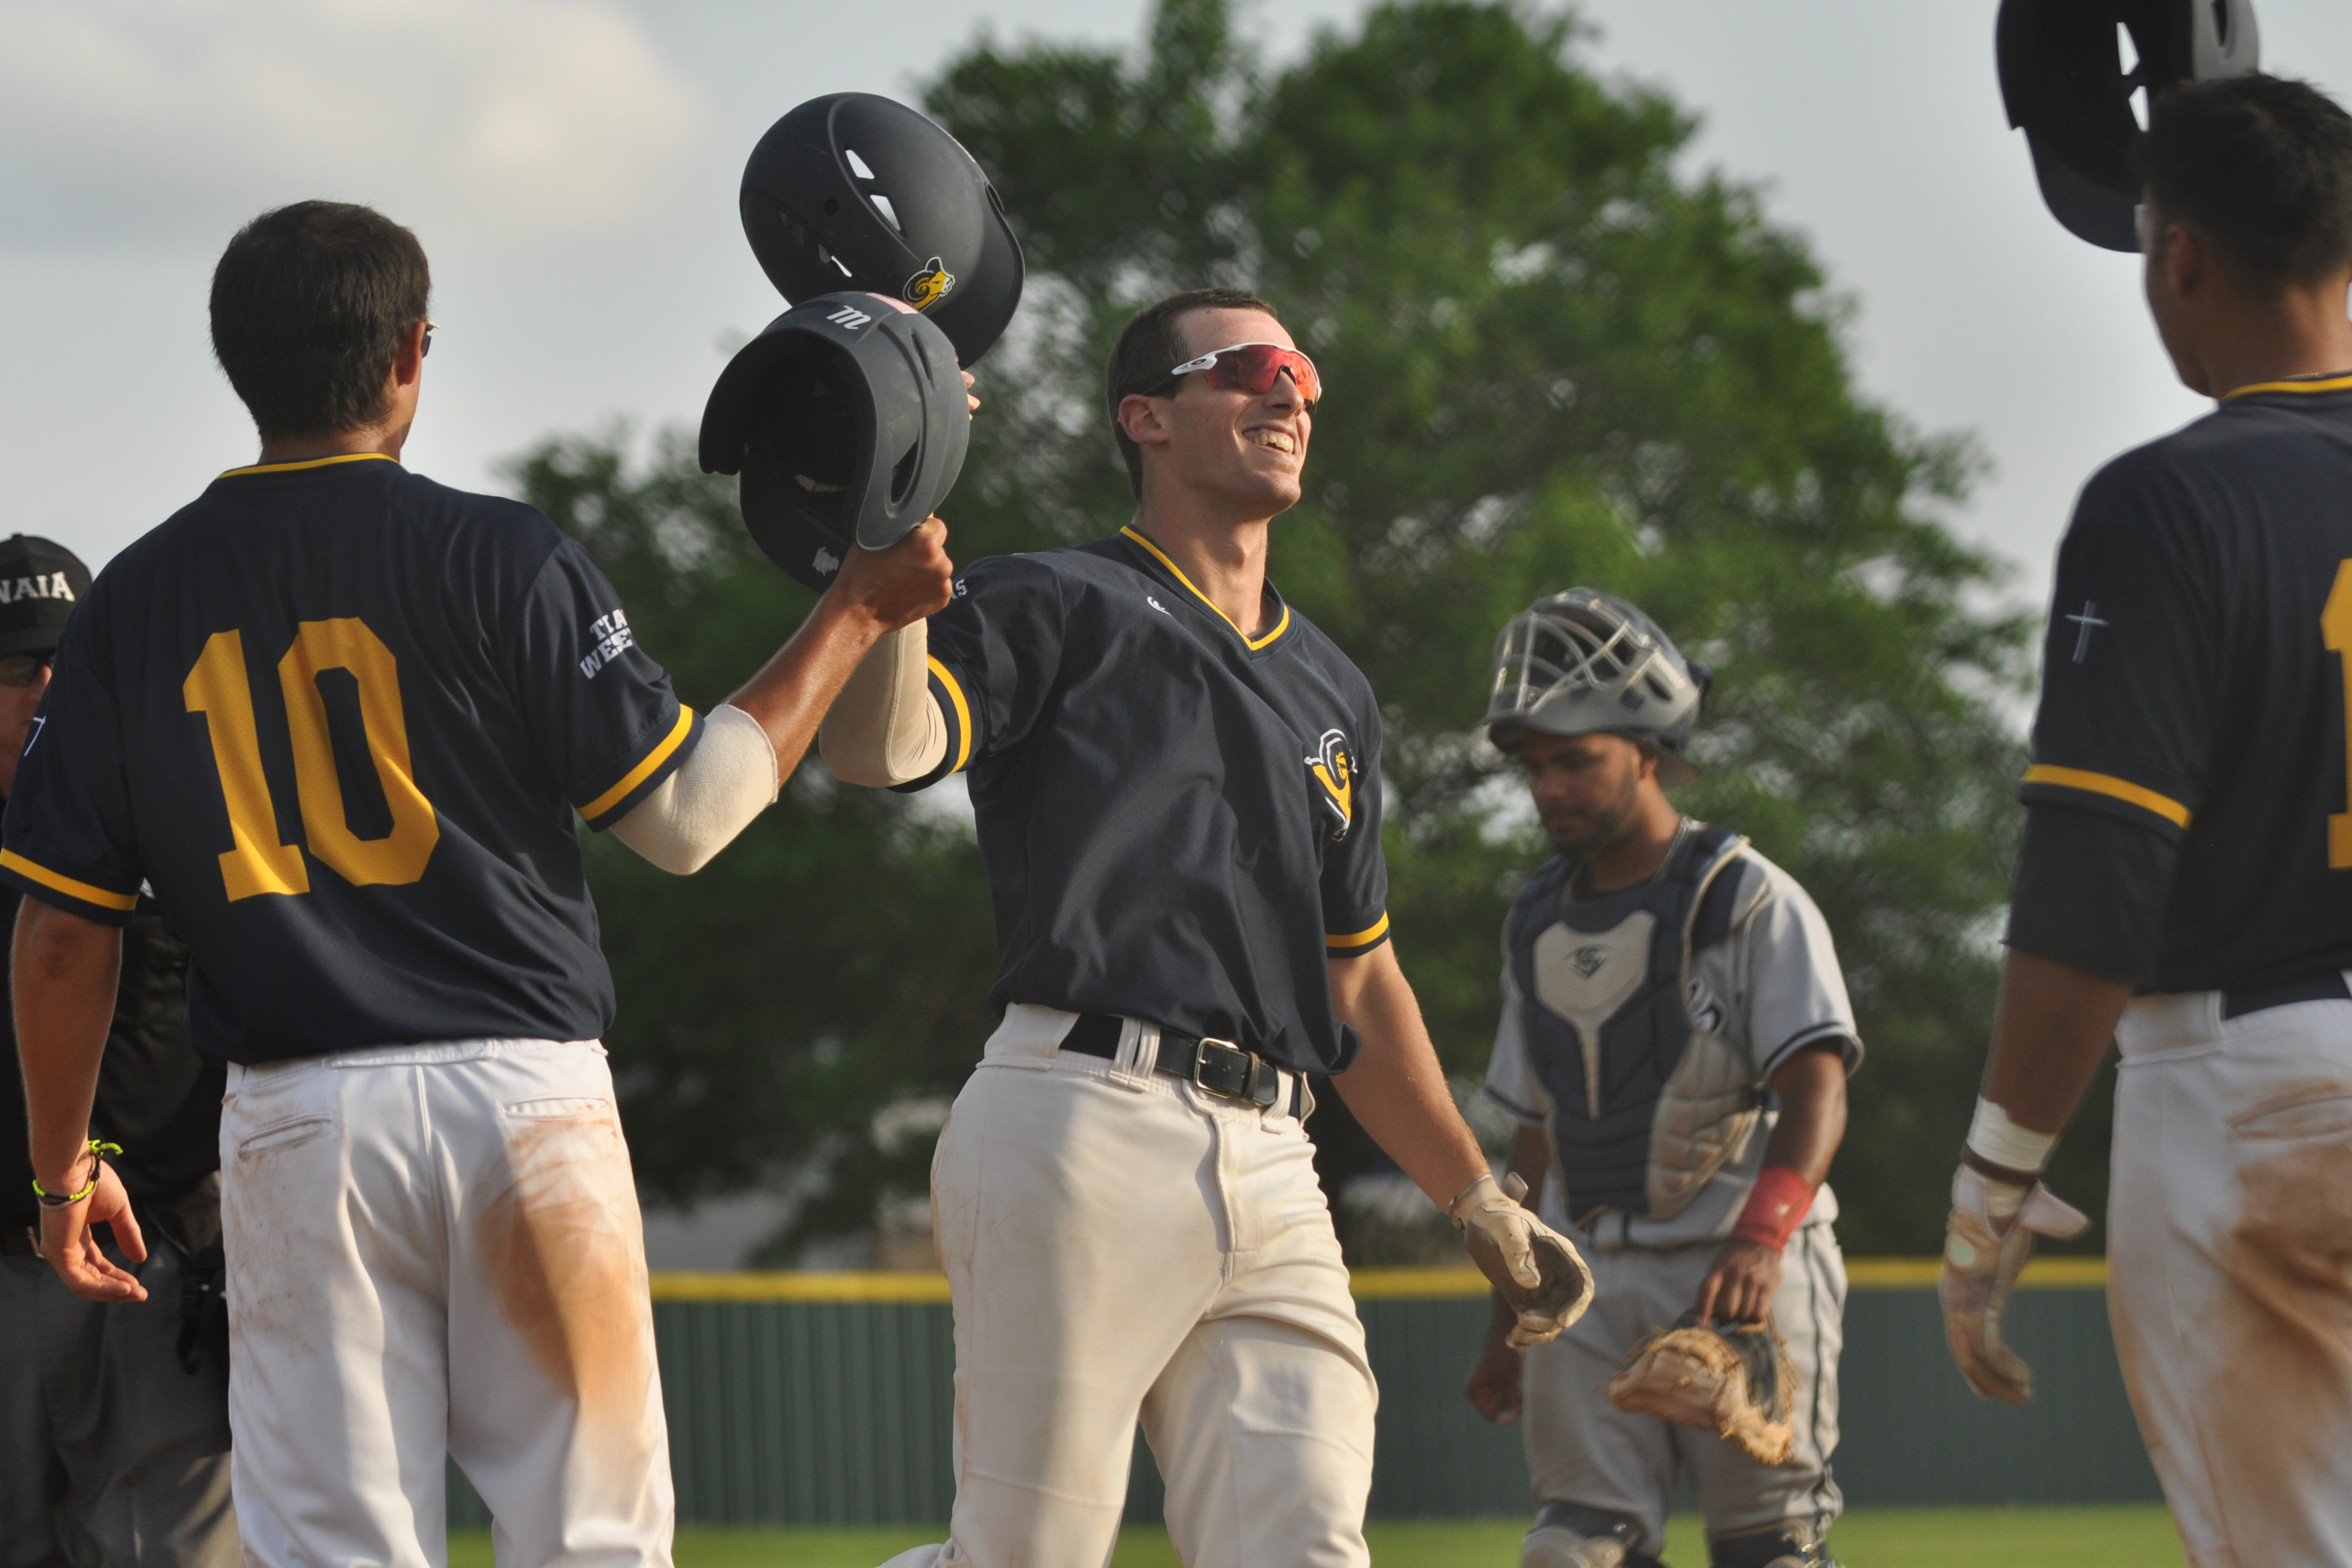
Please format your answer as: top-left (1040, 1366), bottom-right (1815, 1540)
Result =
top-left (2064, 601), bottom-right (2108, 663)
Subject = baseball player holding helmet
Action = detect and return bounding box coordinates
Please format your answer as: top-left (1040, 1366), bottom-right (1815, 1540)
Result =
top-left (1464, 591), bottom-right (1858, 1568)
top-left (8, 201), bottom-right (953, 1568)
top-left (1950, 49), bottom-right (2352, 1568)
top-left (820, 287), bottom-right (1589, 1568)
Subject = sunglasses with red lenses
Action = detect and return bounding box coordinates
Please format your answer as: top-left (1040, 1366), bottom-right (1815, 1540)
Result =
top-left (1165, 342), bottom-right (1321, 406)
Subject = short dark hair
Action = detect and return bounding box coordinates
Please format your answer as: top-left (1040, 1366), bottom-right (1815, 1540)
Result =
top-left (1104, 287), bottom-right (1281, 498)
top-left (2142, 74), bottom-right (2352, 294)
top-left (210, 201), bottom-right (432, 442)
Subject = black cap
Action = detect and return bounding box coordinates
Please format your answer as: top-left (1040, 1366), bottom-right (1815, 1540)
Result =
top-left (0, 535), bottom-right (91, 658)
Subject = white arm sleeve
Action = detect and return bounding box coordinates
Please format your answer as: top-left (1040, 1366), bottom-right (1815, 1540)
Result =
top-left (609, 704), bottom-right (780, 875)
top-left (819, 620), bottom-right (949, 787)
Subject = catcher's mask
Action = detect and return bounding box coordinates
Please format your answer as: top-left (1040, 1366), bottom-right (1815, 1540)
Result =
top-left (1485, 590), bottom-right (1710, 787)
top-left (1996, 0), bottom-right (2260, 251)
top-left (740, 92), bottom-right (1024, 365)
top-left (699, 292), bottom-right (970, 593)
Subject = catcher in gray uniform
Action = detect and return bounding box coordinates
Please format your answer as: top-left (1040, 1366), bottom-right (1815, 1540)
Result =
top-left (1462, 591), bottom-right (1858, 1568)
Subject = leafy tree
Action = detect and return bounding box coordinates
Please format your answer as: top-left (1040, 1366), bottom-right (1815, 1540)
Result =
top-left (516, 0), bottom-right (2106, 1261)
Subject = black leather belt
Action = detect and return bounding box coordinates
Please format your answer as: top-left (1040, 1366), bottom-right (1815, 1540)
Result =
top-left (2221, 972), bottom-right (2351, 1021)
top-left (1062, 1012), bottom-right (1306, 1117)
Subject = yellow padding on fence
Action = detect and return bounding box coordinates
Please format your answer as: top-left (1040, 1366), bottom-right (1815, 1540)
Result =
top-left (651, 1271), bottom-right (953, 1302)
top-left (1846, 1256), bottom-right (2107, 1289)
top-left (646, 1256), bottom-right (2108, 1303)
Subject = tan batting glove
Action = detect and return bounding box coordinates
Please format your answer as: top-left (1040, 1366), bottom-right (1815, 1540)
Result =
top-left (1453, 1173), bottom-right (1594, 1347)
top-left (1939, 1163), bottom-right (2088, 1403)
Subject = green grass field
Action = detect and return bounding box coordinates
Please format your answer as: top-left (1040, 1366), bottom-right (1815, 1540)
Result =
top-left (451, 1506), bottom-right (2184, 1566)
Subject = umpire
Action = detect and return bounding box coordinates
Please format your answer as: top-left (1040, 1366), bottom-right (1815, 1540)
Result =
top-left (0, 534), bottom-right (237, 1568)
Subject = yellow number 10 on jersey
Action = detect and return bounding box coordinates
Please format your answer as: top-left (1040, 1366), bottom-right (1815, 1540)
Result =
top-left (182, 620), bottom-right (440, 899)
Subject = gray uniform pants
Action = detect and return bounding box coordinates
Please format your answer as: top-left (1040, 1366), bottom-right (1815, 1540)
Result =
top-left (1521, 1225), bottom-right (1845, 1556)
top-left (0, 1239), bottom-right (238, 1568)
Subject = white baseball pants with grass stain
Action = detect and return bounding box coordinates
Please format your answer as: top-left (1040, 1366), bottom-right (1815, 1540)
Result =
top-left (218, 1038), bottom-right (674, 1568)
top-left (2110, 990), bottom-right (2352, 1568)
top-left (908, 1004), bottom-right (1378, 1568)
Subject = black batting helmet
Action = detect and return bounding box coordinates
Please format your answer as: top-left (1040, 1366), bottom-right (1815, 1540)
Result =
top-left (699, 294), bottom-right (971, 594)
top-left (740, 93), bottom-right (1024, 366)
top-left (1997, 0), bottom-right (2260, 251)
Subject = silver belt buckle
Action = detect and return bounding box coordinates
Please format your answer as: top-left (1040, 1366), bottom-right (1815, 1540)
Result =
top-left (1195, 1036), bottom-right (1258, 1099)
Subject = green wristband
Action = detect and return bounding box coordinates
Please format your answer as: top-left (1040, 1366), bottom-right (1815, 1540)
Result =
top-left (31, 1139), bottom-right (122, 1208)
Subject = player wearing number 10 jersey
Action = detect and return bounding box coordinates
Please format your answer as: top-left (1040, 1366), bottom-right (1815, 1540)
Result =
top-left (4, 457), bottom-right (695, 1054)
top-left (4, 201), bottom-right (952, 1568)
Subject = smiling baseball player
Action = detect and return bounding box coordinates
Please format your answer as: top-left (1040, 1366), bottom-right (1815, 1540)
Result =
top-left (1944, 74), bottom-right (2352, 1568)
top-left (1463, 591), bottom-right (1856, 1568)
top-left (820, 287), bottom-right (1587, 1568)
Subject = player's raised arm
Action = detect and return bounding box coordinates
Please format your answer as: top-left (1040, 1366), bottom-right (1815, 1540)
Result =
top-left (605, 515), bottom-right (953, 874)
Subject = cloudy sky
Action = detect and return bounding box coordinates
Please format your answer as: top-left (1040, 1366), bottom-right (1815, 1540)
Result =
top-left (8, 0), bottom-right (2352, 618)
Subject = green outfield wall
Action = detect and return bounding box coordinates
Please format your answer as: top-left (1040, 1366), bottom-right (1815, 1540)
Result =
top-left (447, 1261), bottom-right (2158, 1530)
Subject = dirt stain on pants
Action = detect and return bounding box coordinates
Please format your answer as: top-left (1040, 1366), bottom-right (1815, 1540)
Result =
top-left (2207, 1109), bottom-right (2352, 1567)
top-left (479, 1111), bottom-right (660, 1479)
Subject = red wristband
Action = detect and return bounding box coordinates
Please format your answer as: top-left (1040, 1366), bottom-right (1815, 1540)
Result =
top-left (1730, 1165), bottom-right (1815, 1251)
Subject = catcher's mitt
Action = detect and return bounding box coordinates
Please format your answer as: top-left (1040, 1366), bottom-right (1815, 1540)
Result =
top-left (1606, 1312), bottom-right (1799, 1465)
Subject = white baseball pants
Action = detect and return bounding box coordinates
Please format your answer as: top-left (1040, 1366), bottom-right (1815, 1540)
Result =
top-left (2111, 988), bottom-right (2352, 1568)
top-left (218, 1038), bottom-right (673, 1568)
top-left (921, 1005), bottom-right (1378, 1568)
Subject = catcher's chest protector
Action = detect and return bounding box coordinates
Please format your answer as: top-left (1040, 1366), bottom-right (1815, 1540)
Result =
top-left (1507, 825), bottom-right (1763, 1223)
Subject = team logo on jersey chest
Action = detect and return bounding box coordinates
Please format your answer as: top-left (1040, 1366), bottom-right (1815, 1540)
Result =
top-left (1306, 728), bottom-right (1356, 838)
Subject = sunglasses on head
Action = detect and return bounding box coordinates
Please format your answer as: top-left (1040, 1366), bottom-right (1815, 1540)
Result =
top-left (422, 321), bottom-right (437, 357)
top-left (1163, 342), bottom-right (1321, 406)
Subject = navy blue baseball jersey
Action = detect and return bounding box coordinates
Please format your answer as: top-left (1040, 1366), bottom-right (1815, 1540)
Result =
top-left (2017, 374), bottom-right (2352, 992)
top-left (900, 526), bottom-right (1389, 1074)
top-left (0, 453), bottom-right (701, 1063)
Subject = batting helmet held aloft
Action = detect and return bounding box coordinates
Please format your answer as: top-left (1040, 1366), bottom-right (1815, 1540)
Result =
top-left (740, 93), bottom-right (1024, 366)
top-left (699, 293), bottom-right (971, 594)
top-left (1997, 0), bottom-right (2260, 251)
top-left (1485, 590), bottom-right (1710, 787)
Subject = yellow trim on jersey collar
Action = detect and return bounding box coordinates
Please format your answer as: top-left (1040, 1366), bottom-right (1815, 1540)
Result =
top-left (0, 850), bottom-right (140, 912)
top-left (2020, 764), bottom-right (2191, 829)
top-left (1119, 526), bottom-right (1292, 651)
top-left (218, 453), bottom-right (401, 479)
top-left (580, 706), bottom-right (696, 821)
top-left (2221, 371), bottom-right (2352, 401)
